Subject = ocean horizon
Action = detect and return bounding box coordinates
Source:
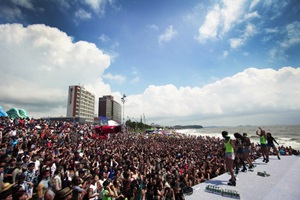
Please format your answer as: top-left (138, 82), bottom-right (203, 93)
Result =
top-left (176, 125), bottom-right (300, 151)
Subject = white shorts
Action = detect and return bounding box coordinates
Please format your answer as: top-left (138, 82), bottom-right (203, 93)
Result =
top-left (225, 152), bottom-right (235, 160)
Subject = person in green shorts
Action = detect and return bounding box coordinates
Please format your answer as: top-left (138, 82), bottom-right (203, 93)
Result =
top-left (256, 127), bottom-right (269, 163)
top-left (222, 131), bottom-right (236, 186)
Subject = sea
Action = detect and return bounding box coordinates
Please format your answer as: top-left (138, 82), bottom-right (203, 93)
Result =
top-left (175, 125), bottom-right (300, 151)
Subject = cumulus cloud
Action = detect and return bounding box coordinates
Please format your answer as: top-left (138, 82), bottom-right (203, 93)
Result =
top-left (1, 24), bottom-right (299, 126)
top-left (124, 67), bottom-right (300, 126)
top-left (158, 25), bottom-right (178, 45)
top-left (0, 23), bottom-right (111, 118)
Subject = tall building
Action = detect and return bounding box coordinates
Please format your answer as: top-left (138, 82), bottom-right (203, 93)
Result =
top-left (98, 95), bottom-right (121, 124)
top-left (66, 85), bottom-right (95, 123)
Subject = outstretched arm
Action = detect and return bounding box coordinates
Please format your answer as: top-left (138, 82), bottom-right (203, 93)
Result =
top-left (272, 137), bottom-right (279, 145)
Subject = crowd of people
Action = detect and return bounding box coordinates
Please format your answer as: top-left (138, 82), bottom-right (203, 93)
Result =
top-left (0, 117), bottom-right (298, 200)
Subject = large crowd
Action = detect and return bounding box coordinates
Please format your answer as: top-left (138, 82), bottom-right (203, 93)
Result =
top-left (0, 117), bottom-right (298, 200)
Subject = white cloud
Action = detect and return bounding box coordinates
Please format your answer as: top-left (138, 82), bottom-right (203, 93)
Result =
top-left (249, 0), bottom-right (260, 10)
top-left (83, 0), bottom-right (119, 16)
top-left (244, 11), bottom-right (260, 20)
top-left (280, 21), bottom-right (300, 49)
top-left (196, 0), bottom-right (246, 43)
top-left (158, 25), bottom-right (178, 45)
top-left (11, 0), bottom-right (34, 10)
top-left (130, 76), bottom-right (140, 84)
top-left (263, 0), bottom-right (288, 20)
top-left (229, 38), bottom-right (243, 49)
top-left (75, 8), bottom-right (92, 20)
top-left (0, 5), bottom-right (23, 21)
top-left (103, 73), bottom-right (125, 83)
top-left (0, 23), bottom-right (111, 117)
top-left (196, 4), bottom-right (221, 43)
top-left (124, 67), bottom-right (300, 126)
top-left (85, 0), bottom-right (102, 12)
top-left (244, 23), bottom-right (256, 37)
top-left (265, 27), bottom-right (279, 33)
top-left (229, 23), bottom-right (256, 49)
top-left (220, 0), bottom-right (245, 34)
top-left (222, 50), bottom-right (228, 58)
top-left (147, 24), bottom-right (159, 31)
top-left (268, 21), bottom-right (300, 61)
top-left (99, 34), bottom-right (110, 42)
top-left (1, 24), bottom-right (299, 127)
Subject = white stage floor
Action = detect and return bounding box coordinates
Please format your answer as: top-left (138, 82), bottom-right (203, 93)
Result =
top-left (185, 155), bottom-right (300, 200)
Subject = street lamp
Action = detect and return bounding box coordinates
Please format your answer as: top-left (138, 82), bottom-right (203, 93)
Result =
top-left (121, 94), bottom-right (126, 132)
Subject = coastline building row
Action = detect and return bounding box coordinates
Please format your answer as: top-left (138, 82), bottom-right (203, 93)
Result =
top-left (66, 85), bottom-right (121, 124)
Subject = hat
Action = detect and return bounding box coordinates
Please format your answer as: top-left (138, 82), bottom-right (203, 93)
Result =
top-left (57, 187), bottom-right (72, 198)
top-left (243, 133), bottom-right (247, 136)
top-left (1, 182), bottom-right (15, 192)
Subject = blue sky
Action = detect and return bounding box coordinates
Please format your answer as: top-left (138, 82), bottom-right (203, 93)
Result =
top-left (0, 0), bottom-right (300, 126)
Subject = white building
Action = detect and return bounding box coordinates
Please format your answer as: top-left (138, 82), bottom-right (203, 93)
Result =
top-left (66, 85), bottom-right (95, 123)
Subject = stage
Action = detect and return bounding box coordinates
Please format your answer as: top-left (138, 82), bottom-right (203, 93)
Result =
top-left (185, 155), bottom-right (300, 200)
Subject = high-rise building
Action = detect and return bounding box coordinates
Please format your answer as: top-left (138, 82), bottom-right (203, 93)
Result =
top-left (66, 85), bottom-right (95, 123)
top-left (98, 95), bottom-right (121, 124)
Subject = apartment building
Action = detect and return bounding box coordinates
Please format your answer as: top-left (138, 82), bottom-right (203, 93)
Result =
top-left (98, 95), bottom-right (121, 124)
top-left (66, 85), bottom-right (95, 123)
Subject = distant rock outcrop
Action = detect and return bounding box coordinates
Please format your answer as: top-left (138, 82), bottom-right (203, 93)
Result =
top-left (173, 125), bottom-right (203, 129)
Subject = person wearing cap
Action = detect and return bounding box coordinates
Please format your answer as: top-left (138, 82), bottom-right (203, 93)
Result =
top-left (24, 162), bottom-right (38, 198)
top-left (221, 131), bottom-right (236, 186)
top-left (0, 182), bottom-right (15, 199)
top-left (54, 187), bottom-right (73, 200)
top-left (37, 168), bottom-right (51, 200)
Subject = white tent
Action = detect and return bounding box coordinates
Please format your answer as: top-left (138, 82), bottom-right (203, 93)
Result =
top-left (108, 120), bottom-right (120, 126)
